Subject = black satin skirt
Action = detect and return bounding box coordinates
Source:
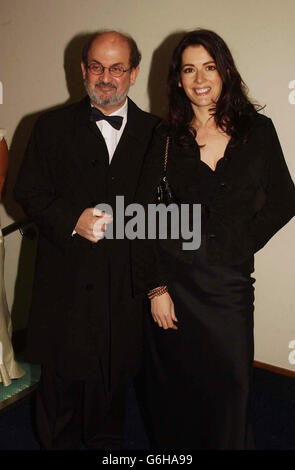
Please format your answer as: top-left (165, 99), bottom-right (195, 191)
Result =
top-left (139, 235), bottom-right (256, 450)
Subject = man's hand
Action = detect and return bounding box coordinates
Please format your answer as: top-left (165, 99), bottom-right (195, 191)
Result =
top-left (150, 292), bottom-right (178, 330)
top-left (74, 208), bottom-right (112, 242)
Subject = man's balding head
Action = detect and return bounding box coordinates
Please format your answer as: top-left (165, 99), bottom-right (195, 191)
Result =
top-left (82, 30), bottom-right (141, 70)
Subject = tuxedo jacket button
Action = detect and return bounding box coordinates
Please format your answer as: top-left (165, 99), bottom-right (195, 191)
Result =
top-left (85, 283), bottom-right (94, 291)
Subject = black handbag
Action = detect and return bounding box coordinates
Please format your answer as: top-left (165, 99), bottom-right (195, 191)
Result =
top-left (156, 136), bottom-right (176, 204)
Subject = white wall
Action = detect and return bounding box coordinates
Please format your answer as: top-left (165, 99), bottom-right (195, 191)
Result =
top-left (0, 0), bottom-right (294, 369)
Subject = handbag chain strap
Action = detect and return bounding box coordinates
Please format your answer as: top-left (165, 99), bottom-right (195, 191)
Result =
top-left (163, 136), bottom-right (170, 173)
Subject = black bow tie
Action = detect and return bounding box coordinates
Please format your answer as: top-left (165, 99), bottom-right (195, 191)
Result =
top-left (90, 107), bottom-right (123, 130)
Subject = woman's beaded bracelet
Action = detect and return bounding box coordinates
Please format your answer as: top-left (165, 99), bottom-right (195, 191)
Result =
top-left (147, 285), bottom-right (168, 300)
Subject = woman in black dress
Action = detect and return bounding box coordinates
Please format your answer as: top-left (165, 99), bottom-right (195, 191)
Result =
top-left (133, 29), bottom-right (295, 450)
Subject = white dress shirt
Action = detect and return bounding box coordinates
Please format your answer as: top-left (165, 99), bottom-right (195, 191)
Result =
top-left (94, 99), bottom-right (128, 163)
top-left (72, 100), bottom-right (128, 236)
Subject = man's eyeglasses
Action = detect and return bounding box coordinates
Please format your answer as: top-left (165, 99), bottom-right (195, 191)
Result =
top-left (87, 63), bottom-right (131, 78)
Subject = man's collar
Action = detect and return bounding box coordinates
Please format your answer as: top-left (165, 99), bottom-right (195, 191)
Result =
top-left (90, 99), bottom-right (128, 118)
top-left (109, 99), bottom-right (128, 118)
top-left (77, 95), bottom-right (149, 143)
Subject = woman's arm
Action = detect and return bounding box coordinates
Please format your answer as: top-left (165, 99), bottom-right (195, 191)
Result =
top-left (0, 138), bottom-right (9, 200)
top-left (132, 128), bottom-right (179, 329)
top-left (249, 118), bottom-right (295, 252)
top-left (132, 128), bottom-right (171, 294)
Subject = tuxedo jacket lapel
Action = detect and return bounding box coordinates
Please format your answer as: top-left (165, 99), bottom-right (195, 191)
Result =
top-left (75, 97), bottom-right (109, 168)
top-left (60, 97), bottom-right (109, 204)
top-left (66, 97), bottom-right (158, 206)
top-left (110, 98), bottom-right (156, 204)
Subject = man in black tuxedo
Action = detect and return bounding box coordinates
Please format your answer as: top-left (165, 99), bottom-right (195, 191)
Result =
top-left (14, 31), bottom-right (159, 450)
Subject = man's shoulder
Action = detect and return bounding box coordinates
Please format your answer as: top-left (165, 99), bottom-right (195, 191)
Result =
top-left (137, 107), bottom-right (160, 125)
top-left (127, 98), bottom-right (160, 126)
top-left (34, 98), bottom-right (87, 134)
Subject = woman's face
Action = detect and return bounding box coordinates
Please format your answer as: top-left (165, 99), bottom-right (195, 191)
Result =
top-left (178, 45), bottom-right (223, 112)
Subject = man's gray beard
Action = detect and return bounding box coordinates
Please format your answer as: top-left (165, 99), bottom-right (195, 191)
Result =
top-left (84, 79), bottom-right (129, 110)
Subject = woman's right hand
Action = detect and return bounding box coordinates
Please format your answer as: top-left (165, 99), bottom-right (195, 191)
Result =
top-left (150, 292), bottom-right (178, 330)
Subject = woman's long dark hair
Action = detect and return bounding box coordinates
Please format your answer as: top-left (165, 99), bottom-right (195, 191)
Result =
top-left (167, 29), bottom-right (262, 145)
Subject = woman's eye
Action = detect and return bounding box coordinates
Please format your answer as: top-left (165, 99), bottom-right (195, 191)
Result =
top-left (183, 68), bottom-right (194, 74)
top-left (206, 65), bottom-right (216, 71)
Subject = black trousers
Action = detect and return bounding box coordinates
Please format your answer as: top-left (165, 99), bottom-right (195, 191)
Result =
top-left (35, 364), bottom-right (126, 450)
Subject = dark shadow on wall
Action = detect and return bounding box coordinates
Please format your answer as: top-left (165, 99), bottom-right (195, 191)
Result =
top-left (3, 32), bottom-right (93, 337)
top-left (147, 30), bottom-right (185, 118)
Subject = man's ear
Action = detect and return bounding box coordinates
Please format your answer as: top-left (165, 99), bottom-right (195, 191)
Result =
top-left (130, 66), bottom-right (140, 86)
top-left (81, 61), bottom-right (87, 80)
